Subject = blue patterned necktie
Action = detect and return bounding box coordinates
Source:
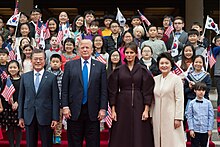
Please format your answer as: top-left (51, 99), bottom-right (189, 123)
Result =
top-left (35, 72), bottom-right (40, 93)
top-left (82, 60), bottom-right (88, 104)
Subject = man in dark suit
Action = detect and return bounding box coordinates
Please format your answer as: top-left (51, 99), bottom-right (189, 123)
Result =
top-left (18, 49), bottom-right (59, 147)
top-left (62, 39), bottom-right (108, 147)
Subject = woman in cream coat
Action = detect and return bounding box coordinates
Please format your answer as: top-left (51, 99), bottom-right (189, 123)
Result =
top-left (151, 52), bottom-right (185, 147)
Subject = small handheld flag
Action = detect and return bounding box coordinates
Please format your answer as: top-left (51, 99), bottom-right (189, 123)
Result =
top-left (205, 15), bottom-right (219, 34)
top-left (116, 8), bottom-right (126, 27)
top-left (137, 10), bottom-right (151, 26)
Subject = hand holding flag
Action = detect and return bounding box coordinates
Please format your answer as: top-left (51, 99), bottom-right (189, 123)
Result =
top-left (164, 21), bottom-right (174, 38)
top-left (116, 8), bottom-right (126, 27)
top-left (1, 77), bottom-right (15, 104)
top-left (137, 10), bottom-right (151, 26)
top-left (5, 43), bottom-right (16, 61)
top-left (171, 36), bottom-right (179, 57)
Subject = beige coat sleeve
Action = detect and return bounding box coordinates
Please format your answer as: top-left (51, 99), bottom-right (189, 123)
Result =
top-left (174, 76), bottom-right (184, 120)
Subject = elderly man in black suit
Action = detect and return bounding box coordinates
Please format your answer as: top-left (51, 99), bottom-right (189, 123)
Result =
top-left (18, 49), bottom-right (59, 147)
top-left (62, 39), bottom-right (108, 147)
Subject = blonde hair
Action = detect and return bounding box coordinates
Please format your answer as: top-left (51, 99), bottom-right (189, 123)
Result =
top-left (133, 25), bottom-right (145, 37)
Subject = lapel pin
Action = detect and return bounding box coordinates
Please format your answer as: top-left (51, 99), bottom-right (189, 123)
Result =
top-left (93, 64), bottom-right (95, 66)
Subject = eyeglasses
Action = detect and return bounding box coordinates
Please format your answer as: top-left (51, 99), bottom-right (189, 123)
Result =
top-left (174, 22), bottom-right (183, 25)
top-left (112, 55), bottom-right (120, 58)
top-left (111, 25), bottom-right (119, 28)
top-left (142, 50), bottom-right (151, 53)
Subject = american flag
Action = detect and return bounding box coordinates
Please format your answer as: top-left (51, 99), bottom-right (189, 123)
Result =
top-left (172, 63), bottom-right (190, 82)
top-left (1, 77), bottom-right (15, 104)
top-left (35, 20), bottom-right (43, 36)
top-left (57, 25), bottom-right (64, 44)
top-left (95, 52), bottom-right (107, 64)
top-left (104, 103), bottom-right (112, 128)
top-left (164, 21), bottom-right (174, 38)
top-left (95, 52), bottom-right (112, 128)
top-left (208, 49), bottom-right (216, 69)
top-left (5, 43), bottom-right (16, 61)
top-left (44, 21), bottom-right (50, 40)
top-left (14, 0), bottom-right (19, 15)
top-left (137, 10), bottom-right (151, 26)
top-left (0, 68), bottom-right (8, 80)
top-left (172, 63), bottom-right (183, 75)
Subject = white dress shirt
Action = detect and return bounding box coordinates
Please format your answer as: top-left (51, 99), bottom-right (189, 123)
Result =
top-left (81, 57), bottom-right (91, 80)
top-left (34, 69), bottom-right (45, 84)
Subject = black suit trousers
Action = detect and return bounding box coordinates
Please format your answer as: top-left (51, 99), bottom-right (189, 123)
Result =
top-left (67, 104), bottom-right (100, 147)
top-left (25, 113), bottom-right (53, 147)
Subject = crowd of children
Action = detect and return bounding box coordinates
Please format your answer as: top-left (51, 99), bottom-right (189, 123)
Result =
top-left (0, 7), bottom-right (219, 147)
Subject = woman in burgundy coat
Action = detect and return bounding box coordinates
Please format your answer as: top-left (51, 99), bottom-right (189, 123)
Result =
top-left (108, 42), bottom-right (155, 147)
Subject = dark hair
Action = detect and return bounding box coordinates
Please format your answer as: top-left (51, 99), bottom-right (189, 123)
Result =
top-left (90, 20), bottom-right (99, 27)
top-left (50, 53), bottom-right (62, 62)
top-left (194, 82), bottom-right (207, 91)
top-left (193, 55), bottom-right (206, 70)
top-left (20, 12), bottom-right (29, 20)
top-left (31, 49), bottom-right (46, 59)
top-left (92, 35), bottom-right (106, 55)
top-left (157, 52), bottom-right (175, 70)
top-left (30, 8), bottom-right (42, 14)
top-left (131, 15), bottom-right (141, 21)
top-left (72, 15), bottom-right (85, 33)
top-left (22, 44), bottom-right (33, 61)
top-left (107, 49), bottom-right (121, 76)
top-left (124, 41), bottom-right (138, 54)
top-left (7, 60), bottom-right (20, 76)
top-left (214, 35), bottom-right (220, 43)
top-left (191, 22), bottom-right (202, 28)
top-left (18, 23), bottom-right (32, 40)
top-left (109, 20), bottom-right (120, 28)
top-left (174, 16), bottom-right (184, 23)
top-left (180, 44), bottom-right (195, 71)
top-left (63, 37), bottom-right (76, 53)
top-left (141, 45), bottom-right (153, 54)
top-left (19, 37), bottom-right (31, 48)
top-left (121, 31), bottom-right (134, 47)
top-left (188, 29), bottom-right (199, 36)
top-left (64, 37), bottom-right (75, 47)
top-left (0, 48), bottom-right (9, 55)
top-left (103, 14), bottom-right (115, 20)
top-left (163, 15), bottom-right (173, 22)
top-left (147, 25), bottom-right (157, 32)
top-left (47, 17), bottom-right (59, 34)
top-left (84, 10), bottom-right (95, 17)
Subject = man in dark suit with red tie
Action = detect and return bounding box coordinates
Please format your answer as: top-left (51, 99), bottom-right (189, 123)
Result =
top-left (62, 39), bottom-right (108, 147)
top-left (18, 49), bottom-right (59, 147)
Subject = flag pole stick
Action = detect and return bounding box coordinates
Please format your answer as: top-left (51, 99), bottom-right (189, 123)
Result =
top-left (174, 62), bottom-right (190, 82)
top-left (137, 10), bottom-right (148, 36)
top-left (14, 12), bottom-right (21, 38)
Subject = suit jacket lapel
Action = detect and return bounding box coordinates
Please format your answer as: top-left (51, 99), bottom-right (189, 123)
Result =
top-left (30, 71), bottom-right (36, 94)
top-left (88, 59), bottom-right (95, 88)
top-left (36, 71), bottom-right (48, 94)
top-left (78, 59), bottom-right (83, 86)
